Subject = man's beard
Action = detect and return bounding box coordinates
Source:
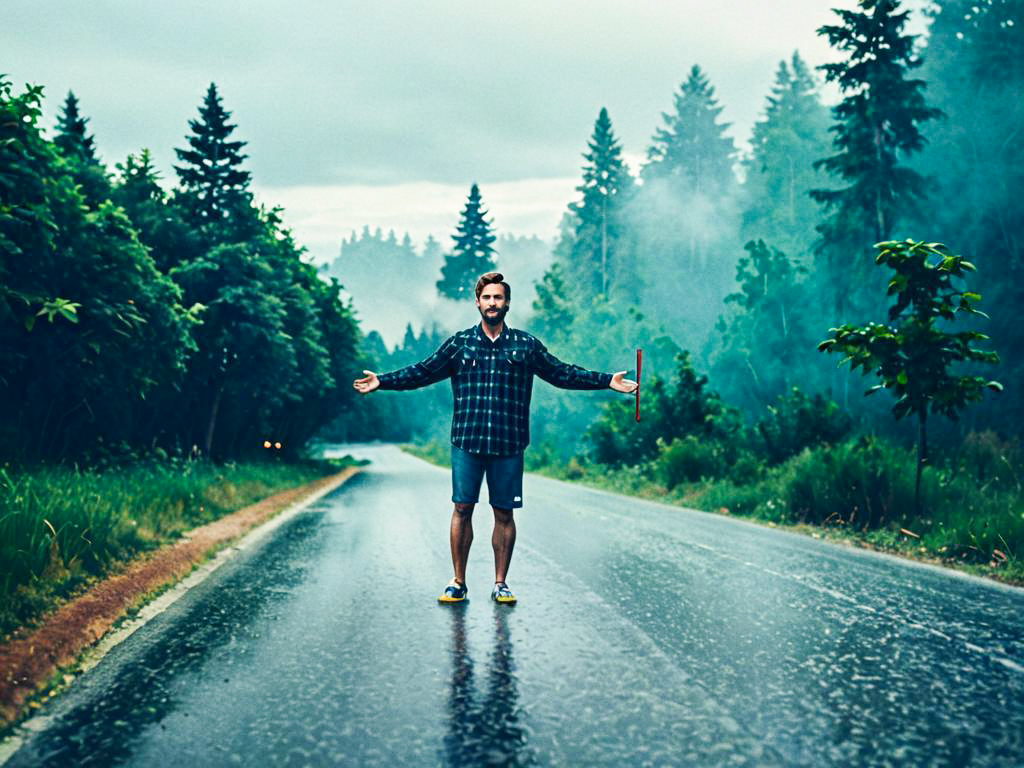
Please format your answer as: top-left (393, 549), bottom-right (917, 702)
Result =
top-left (479, 306), bottom-right (508, 327)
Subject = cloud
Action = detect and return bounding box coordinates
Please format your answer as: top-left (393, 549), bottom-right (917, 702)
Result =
top-left (6, 0), bottom-right (933, 191)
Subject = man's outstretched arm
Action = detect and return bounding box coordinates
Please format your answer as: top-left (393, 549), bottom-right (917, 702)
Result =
top-left (353, 337), bottom-right (458, 394)
top-left (533, 343), bottom-right (637, 393)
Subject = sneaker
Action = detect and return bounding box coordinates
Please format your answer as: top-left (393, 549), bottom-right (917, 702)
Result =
top-left (438, 579), bottom-right (468, 603)
top-left (491, 582), bottom-right (517, 604)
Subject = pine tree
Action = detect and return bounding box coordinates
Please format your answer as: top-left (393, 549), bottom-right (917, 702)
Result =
top-left (812, 0), bottom-right (942, 314)
top-left (436, 183), bottom-right (497, 300)
top-left (568, 108), bottom-right (634, 296)
top-left (643, 65), bottom-right (736, 195)
top-left (53, 91), bottom-right (111, 205)
top-left (54, 91), bottom-right (98, 164)
top-left (115, 149), bottom-right (162, 206)
top-left (173, 83), bottom-right (253, 232)
top-left (422, 235), bottom-right (442, 264)
top-left (632, 65), bottom-right (739, 348)
top-left (742, 52), bottom-right (831, 260)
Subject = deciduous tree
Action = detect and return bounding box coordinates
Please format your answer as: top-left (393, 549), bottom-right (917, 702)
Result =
top-left (818, 239), bottom-right (1001, 511)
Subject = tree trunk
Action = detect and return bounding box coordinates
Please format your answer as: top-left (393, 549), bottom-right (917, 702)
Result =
top-left (600, 193), bottom-right (608, 295)
top-left (915, 408), bottom-right (928, 517)
top-left (204, 384), bottom-right (224, 458)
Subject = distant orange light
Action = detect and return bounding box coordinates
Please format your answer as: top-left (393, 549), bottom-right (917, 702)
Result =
top-left (263, 440), bottom-right (272, 449)
top-left (274, 442), bottom-right (282, 450)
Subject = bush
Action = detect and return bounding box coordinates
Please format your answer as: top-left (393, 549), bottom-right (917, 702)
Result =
top-left (756, 388), bottom-right (852, 465)
top-left (585, 352), bottom-right (741, 468)
top-left (784, 435), bottom-right (925, 528)
top-left (958, 430), bottom-right (1022, 489)
top-left (655, 436), bottom-right (725, 489)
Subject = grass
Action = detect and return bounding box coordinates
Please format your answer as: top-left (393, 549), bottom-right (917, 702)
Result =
top-left (0, 456), bottom-right (357, 638)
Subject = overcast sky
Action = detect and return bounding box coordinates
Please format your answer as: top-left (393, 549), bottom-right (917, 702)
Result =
top-left (6, 1), bottom-right (931, 262)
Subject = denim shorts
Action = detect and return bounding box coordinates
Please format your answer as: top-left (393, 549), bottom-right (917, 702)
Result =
top-left (451, 445), bottom-right (524, 509)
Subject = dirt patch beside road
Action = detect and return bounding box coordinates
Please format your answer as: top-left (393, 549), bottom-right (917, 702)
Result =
top-left (0, 467), bottom-right (359, 729)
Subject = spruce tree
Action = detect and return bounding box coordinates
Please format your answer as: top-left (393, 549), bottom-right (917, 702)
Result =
top-left (54, 91), bottom-right (98, 164)
top-left (643, 65), bottom-right (736, 195)
top-left (812, 0), bottom-right (942, 314)
top-left (53, 91), bottom-right (111, 205)
top-left (633, 65), bottom-right (739, 348)
top-left (436, 183), bottom-right (497, 300)
top-left (568, 108), bottom-right (634, 296)
top-left (742, 52), bottom-right (831, 260)
top-left (173, 83), bottom-right (253, 232)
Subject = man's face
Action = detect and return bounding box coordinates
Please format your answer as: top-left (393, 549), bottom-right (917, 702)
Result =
top-left (476, 283), bottom-right (509, 327)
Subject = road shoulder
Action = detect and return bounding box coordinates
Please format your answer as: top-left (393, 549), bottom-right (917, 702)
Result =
top-left (0, 467), bottom-right (360, 736)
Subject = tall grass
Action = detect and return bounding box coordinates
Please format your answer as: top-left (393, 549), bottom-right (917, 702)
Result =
top-left (0, 459), bottom-right (331, 637)
top-left (687, 436), bottom-right (1024, 579)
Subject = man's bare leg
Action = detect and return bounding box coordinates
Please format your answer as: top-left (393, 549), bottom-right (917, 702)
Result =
top-left (450, 503), bottom-right (475, 585)
top-left (492, 506), bottom-right (516, 584)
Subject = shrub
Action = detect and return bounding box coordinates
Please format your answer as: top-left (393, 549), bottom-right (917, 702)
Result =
top-left (958, 430), bottom-right (1022, 490)
top-left (784, 436), bottom-right (926, 529)
top-left (656, 436), bottom-right (725, 489)
top-left (756, 388), bottom-right (852, 465)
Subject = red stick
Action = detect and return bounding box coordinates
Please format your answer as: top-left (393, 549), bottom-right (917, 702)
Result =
top-left (635, 348), bottom-right (643, 422)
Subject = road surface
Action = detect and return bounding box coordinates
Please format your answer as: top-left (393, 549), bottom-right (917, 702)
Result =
top-left (4, 445), bottom-right (1023, 766)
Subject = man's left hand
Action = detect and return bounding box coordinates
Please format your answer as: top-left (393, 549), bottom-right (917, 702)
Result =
top-left (609, 371), bottom-right (638, 394)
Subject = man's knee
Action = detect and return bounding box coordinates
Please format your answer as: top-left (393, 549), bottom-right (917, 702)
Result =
top-left (492, 506), bottom-right (514, 524)
top-left (453, 502), bottom-right (475, 517)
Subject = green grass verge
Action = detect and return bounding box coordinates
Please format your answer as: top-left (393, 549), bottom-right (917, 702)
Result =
top-left (0, 456), bottom-right (359, 639)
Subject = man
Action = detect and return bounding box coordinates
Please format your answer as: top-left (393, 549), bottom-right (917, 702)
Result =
top-left (353, 271), bottom-right (637, 604)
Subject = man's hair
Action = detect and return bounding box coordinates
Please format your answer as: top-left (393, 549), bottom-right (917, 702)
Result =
top-left (475, 271), bottom-right (511, 301)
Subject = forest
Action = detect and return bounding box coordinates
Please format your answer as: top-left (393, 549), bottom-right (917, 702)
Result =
top-left (1, 0), bottom-right (1022, 613)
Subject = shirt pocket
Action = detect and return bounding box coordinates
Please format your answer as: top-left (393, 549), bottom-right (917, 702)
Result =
top-left (458, 346), bottom-right (478, 371)
top-left (503, 347), bottom-right (529, 380)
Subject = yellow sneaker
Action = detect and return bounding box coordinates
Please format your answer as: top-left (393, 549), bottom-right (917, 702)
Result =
top-left (438, 579), bottom-right (468, 603)
top-left (491, 582), bottom-right (517, 604)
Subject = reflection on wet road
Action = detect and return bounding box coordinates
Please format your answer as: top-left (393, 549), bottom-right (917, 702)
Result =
top-left (5, 445), bottom-right (1023, 766)
top-left (444, 606), bottom-right (533, 766)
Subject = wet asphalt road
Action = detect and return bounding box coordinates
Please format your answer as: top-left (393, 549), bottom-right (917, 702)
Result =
top-left (5, 444), bottom-right (1024, 767)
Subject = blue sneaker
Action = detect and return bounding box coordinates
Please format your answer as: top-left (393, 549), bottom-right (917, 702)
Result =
top-left (491, 582), bottom-right (517, 604)
top-left (438, 579), bottom-right (468, 603)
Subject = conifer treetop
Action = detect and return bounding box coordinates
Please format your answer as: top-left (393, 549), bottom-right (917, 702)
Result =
top-left (643, 65), bottom-right (736, 191)
top-left (55, 90), bottom-right (98, 164)
top-left (812, 0), bottom-right (942, 244)
top-left (436, 183), bottom-right (498, 300)
top-left (173, 83), bottom-right (252, 223)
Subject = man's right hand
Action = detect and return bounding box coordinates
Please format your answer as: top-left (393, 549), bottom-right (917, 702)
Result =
top-left (353, 370), bottom-right (380, 394)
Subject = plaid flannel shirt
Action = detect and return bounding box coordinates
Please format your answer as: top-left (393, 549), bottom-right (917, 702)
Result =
top-left (377, 324), bottom-right (612, 455)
